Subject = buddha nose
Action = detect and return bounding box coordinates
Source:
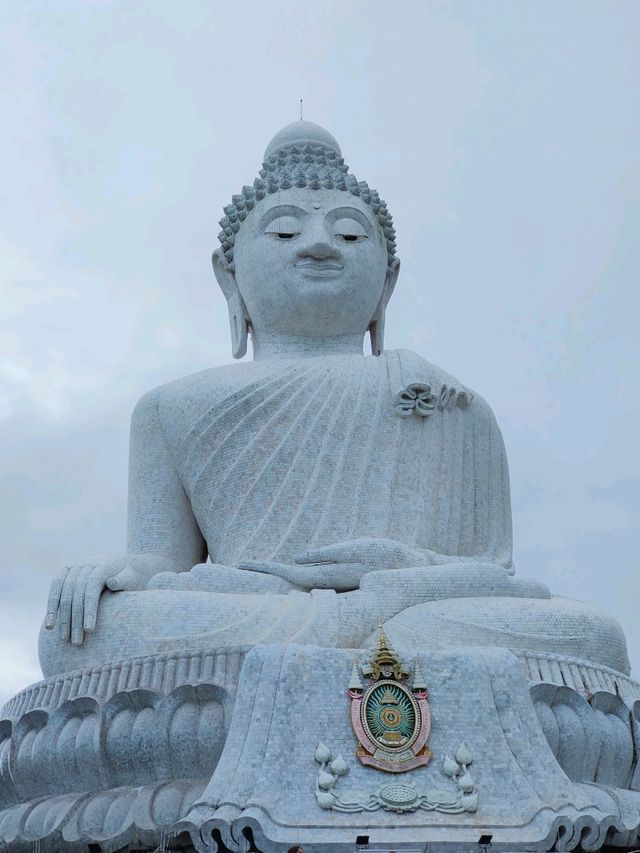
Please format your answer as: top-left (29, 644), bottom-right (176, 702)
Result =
top-left (296, 229), bottom-right (342, 261)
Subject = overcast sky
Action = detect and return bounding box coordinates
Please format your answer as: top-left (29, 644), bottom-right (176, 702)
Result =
top-left (1, 0), bottom-right (639, 706)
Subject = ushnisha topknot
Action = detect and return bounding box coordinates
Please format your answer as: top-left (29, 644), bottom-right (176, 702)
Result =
top-left (217, 121), bottom-right (398, 274)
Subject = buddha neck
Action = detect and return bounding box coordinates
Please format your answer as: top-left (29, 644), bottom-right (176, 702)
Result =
top-left (251, 331), bottom-right (366, 361)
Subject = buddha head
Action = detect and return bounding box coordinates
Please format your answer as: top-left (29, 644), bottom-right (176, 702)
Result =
top-left (213, 121), bottom-right (400, 358)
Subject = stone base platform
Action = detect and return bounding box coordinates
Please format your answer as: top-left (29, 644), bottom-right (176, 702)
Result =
top-left (1, 644), bottom-right (640, 852)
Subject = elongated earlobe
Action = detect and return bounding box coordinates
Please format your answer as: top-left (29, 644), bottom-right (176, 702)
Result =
top-left (369, 307), bottom-right (385, 357)
top-left (369, 258), bottom-right (400, 356)
top-left (212, 249), bottom-right (251, 359)
top-left (228, 292), bottom-right (250, 359)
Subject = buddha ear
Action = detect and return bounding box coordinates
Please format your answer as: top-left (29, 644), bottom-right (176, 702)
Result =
top-left (369, 257), bottom-right (400, 356)
top-left (212, 248), bottom-right (250, 359)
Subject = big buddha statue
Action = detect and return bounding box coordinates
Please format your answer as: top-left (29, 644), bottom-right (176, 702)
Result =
top-left (38, 120), bottom-right (628, 677)
top-left (3, 122), bottom-right (639, 853)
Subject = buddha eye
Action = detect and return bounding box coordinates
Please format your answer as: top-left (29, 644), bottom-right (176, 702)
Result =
top-left (266, 229), bottom-right (300, 240)
top-left (333, 217), bottom-right (368, 243)
top-left (265, 215), bottom-right (301, 240)
top-left (336, 233), bottom-right (367, 242)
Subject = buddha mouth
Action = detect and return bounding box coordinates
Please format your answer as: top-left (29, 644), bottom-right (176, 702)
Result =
top-left (294, 261), bottom-right (344, 277)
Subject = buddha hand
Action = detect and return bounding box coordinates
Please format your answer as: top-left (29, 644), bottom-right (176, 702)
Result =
top-left (239, 538), bottom-right (454, 592)
top-left (44, 553), bottom-right (183, 645)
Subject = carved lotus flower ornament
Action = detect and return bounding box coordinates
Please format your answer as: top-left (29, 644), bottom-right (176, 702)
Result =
top-left (394, 382), bottom-right (474, 418)
top-left (394, 383), bottom-right (437, 417)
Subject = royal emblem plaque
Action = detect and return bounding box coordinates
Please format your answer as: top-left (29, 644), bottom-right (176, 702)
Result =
top-left (348, 628), bottom-right (432, 773)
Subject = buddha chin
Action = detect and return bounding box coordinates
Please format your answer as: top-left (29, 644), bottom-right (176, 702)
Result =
top-left (39, 121), bottom-right (630, 680)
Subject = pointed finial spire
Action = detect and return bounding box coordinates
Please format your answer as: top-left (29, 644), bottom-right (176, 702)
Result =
top-left (300, 98), bottom-right (303, 121)
top-left (412, 658), bottom-right (427, 691)
top-left (367, 624), bottom-right (409, 681)
top-left (348, 659), bottom-right (363, 692)
top-left (377, 623), bottom-right (391, 651)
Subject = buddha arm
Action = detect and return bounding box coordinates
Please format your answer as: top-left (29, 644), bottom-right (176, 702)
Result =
top-left (127, 389), bottom-right (207, 571)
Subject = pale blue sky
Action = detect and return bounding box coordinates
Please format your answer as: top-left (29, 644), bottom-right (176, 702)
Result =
top-left (1, 0), bottom-right (639, 703)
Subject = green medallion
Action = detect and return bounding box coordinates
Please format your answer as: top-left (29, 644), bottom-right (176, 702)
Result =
top-left (362, 680), bottom-right (419, 750)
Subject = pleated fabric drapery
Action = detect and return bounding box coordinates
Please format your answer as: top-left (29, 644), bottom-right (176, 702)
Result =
top-left (172, 350), bottom-right (513, 572)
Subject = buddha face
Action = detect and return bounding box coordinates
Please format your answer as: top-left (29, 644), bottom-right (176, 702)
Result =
top-left (217, 188), bottom-right (397, 340)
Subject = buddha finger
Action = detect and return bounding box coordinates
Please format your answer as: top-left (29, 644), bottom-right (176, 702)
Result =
top-left (237, 561), bottom-right (298, 584)
top-left (296, 539), bottom-right (426, 569)
top-left (71, 565), bottom-right (94, 645)
top-left (280, 562), bottom-right (368, 591)
top-left (45, 567), bottom-right (69, 629)
top-left (295, 539), bottom-right (405, 566)
top-left (57, 565), bottom-right (82, 641)
top-left (237, 559), bottom-right (366, 590)
top-left (315, 563), bottom-right (369, 591)
top-left (295, 543), bottom-right (363, 564)
top-left (83, 563), bottom-right (120, 632)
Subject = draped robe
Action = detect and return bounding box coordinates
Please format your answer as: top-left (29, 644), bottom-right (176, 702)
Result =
top-left (42, 350), bottom-right (633, 678)
top-left (135, 349), bottom-right (513, 572)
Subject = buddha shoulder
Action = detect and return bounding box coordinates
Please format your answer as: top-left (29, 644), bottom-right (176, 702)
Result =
top-left (129, 361), bottom-right (276, 436)
top-left (393, 348), bottom-right (494, 422)
top-left (129, 351), bottom-right (498, 438)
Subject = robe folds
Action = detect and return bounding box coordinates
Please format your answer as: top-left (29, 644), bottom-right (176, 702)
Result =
top-left (141, 349), bottom-right (513, 572)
